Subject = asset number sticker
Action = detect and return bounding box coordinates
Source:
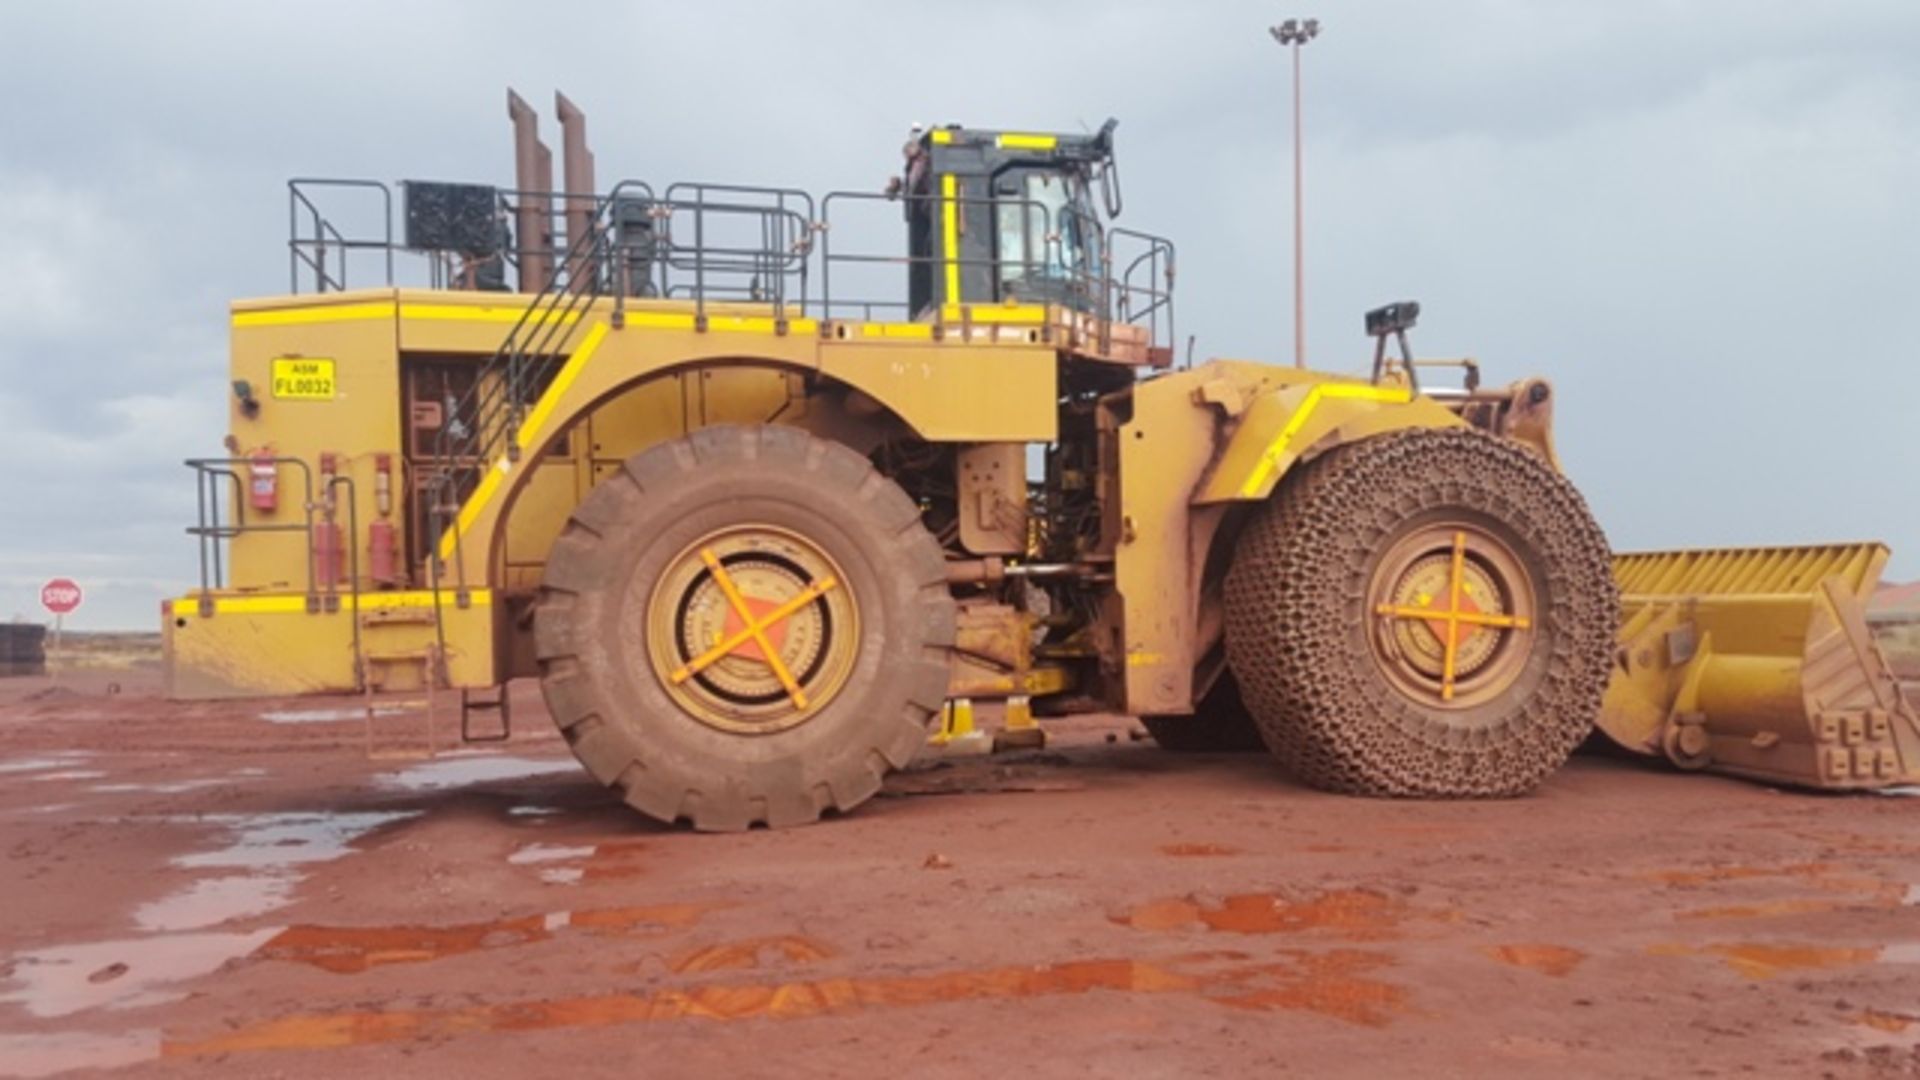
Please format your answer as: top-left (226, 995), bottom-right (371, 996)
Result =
top-left (271, 357), bottom-right (336, 400)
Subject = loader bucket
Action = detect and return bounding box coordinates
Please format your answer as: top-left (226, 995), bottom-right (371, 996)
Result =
top-left (1597, 542), bottom-right (1920, 789)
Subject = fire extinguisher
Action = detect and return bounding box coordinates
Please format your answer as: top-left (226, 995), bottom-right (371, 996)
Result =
top-left (248, 449), bottom-right (278, 513)
top-left (368, 453), bottom-right (400, 587)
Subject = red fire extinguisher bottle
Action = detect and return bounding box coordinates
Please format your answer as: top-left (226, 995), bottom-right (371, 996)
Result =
top-left (368, 520), bottom-right (398, 586)
top-left (248, 449), bottom-right (278, 513)
top-left (314, 452), bottom-right (345, 585)
top-left (368, 453), bottom-right (400, 587)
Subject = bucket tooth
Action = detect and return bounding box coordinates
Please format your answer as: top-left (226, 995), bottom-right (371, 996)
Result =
top-left (1598, 542), bottom-right (1920, 790)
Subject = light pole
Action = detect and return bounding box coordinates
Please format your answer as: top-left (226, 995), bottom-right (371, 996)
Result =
top-left (1269, 17), bottom-right (1319, 368)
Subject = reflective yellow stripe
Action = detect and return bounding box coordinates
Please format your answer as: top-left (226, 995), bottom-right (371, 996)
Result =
top-left (622, 311), bottom-right (698, 331)
top-left (515, 322), bottom-right (608, 452)
top-left (180, 590), bottom-right (493, 615)
top-left (861, 322), bottom-right (935, 339)
top-left (941, 173), bottom-right (961, 303)
top-left (930, 129), bottom-right (954, 145)
top-left (940, 303), bottom-right (1047, 325)
top-left (232, 302), bottom-right (396, 328)
top-left (1239, 384), bottom-right (1415, 498)
top-left (706, 315), bottom-right (817, 336)
top-left (438, 321), bottom-right (612, 561)
top-left (996, 133), bottom-right (1058, 151)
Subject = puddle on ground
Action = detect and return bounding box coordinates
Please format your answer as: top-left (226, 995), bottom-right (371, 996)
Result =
top-left (135, 876), bottom-right (299, 935)
top-left (3, 804), bottom-right (77, 818)
top-left (258, 706), bottom-right (403, 725)
top-left (26, 770), bottom-right (107, 782)
top-left (129, 812), bottom-right (418, 933)
top-left (1483, 944), bottom-right (1586, 977)
top-left (507, 843), bottom-right (597, 865)
top-left (89, 779), bottom-right (233, 796)
top-left (161, 947), bottom-right (1409, 1062)
top-left (508, 838), bottom-right (648, 885)
top-left (508, 805), bottom-right (566, 818)
top-left (1881, 943), bottom-right (1920, 964)
top-left (1647, 943), bottom-right (1891, 980)
top-left (257, 903), bottom-right (717, 975)
top-left (1114, 890), bottom-right (1412, 941)
top-left (171, 811), bottom-right (417, 871)
top-left (260, 916), bottom-right (550, 974)
top-left (0, 753), bottom-right (91, 776)
top-left (0, 930), bottom-right (279, 1018)
top-left (380, 755), bottom-right (577, 792)
top-left (1160, 843), bottom-right (1241, 858)
top-left (0, 1029), bottom-right (162, 1078)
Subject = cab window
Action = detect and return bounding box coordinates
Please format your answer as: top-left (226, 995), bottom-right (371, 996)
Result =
top-left (996, 172), bottom-right (1097, 299)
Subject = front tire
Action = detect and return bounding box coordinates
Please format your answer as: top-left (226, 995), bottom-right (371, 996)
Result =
top-left (534, 425), bottom-right (955, 830)
top-left (1223, 427), bottom-right (1617, 797)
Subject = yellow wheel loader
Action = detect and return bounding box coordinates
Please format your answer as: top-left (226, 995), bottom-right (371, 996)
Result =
top-left (163, 92), bottom-right (1920, 829)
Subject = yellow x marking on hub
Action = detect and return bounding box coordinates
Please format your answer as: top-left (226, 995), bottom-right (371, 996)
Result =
top-left (668, 549), bottom-right (838, 710)
top-left (1373, 531), bottom-right (1531, 702)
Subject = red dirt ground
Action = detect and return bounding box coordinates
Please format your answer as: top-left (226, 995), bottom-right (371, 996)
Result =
top-left (2, 666), bottom-right (1918, 1078)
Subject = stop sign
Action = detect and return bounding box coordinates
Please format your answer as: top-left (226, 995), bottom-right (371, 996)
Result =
top-left (40, 579), bottom-right (83, 616)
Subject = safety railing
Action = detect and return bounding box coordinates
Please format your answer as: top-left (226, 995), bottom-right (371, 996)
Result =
top-left (288, 180), bottom-right (395, 295)
top-left (183, 457), bottom-right (319, 614)
top-left (283, 173), bottom-right (1177, 356)
top-left (818, 189), bottom-right (1059, 323)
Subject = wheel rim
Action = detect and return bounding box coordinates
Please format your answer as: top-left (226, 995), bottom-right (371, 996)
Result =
top-left (1366, 523), bottom-right (1537, 711)
top-left (645, 525), bottom-right (860, 734)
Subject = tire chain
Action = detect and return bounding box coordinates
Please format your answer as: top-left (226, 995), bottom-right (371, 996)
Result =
top-left (1223, 427), bottom-right (1619, 797)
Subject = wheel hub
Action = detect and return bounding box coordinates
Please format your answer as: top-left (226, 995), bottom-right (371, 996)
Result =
top-left (1367, 525), bottom-right (1536, 709)
top-left (645, 526), bottom-right (859, 734)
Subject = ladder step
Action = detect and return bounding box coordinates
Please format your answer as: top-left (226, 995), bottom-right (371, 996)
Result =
top-left (363, 642), bottom-right (442, 762)
top-left (460, 685), bottom-right (513, 744)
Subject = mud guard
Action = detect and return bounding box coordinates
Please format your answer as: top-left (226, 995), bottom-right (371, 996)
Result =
top-left (1193, 379), bottom-right (1465, 505)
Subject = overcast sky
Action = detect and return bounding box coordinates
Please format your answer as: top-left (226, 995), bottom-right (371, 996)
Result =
top-left (1, 0), bottom-right (1915, 629)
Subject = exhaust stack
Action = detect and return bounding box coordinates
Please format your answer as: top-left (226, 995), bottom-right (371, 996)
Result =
top-left (507, 89), bottom-right (554, 292)
top-left (556, 91), bottom-right (596, 289)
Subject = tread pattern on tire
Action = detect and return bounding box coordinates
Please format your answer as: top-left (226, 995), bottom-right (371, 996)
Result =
top-left (534, 425), bottom-right (955, 830)
top-left (1223, 427), bottom-right (1618, 797)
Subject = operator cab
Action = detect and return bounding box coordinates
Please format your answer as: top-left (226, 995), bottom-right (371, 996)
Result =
top-left (902, 119), bottom-right (1122, 319)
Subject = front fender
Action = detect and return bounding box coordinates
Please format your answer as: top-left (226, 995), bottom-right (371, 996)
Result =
top-left (1193, 380), bottom-right (1464, 504)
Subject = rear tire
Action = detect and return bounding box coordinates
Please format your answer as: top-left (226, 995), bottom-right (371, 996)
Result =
top-left (1223, 427), bottom-right (1616, 797)
top-left (1141, 674), bottom-right (1265, 752)
top-left (534, 425), bottom-right (955, 830)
